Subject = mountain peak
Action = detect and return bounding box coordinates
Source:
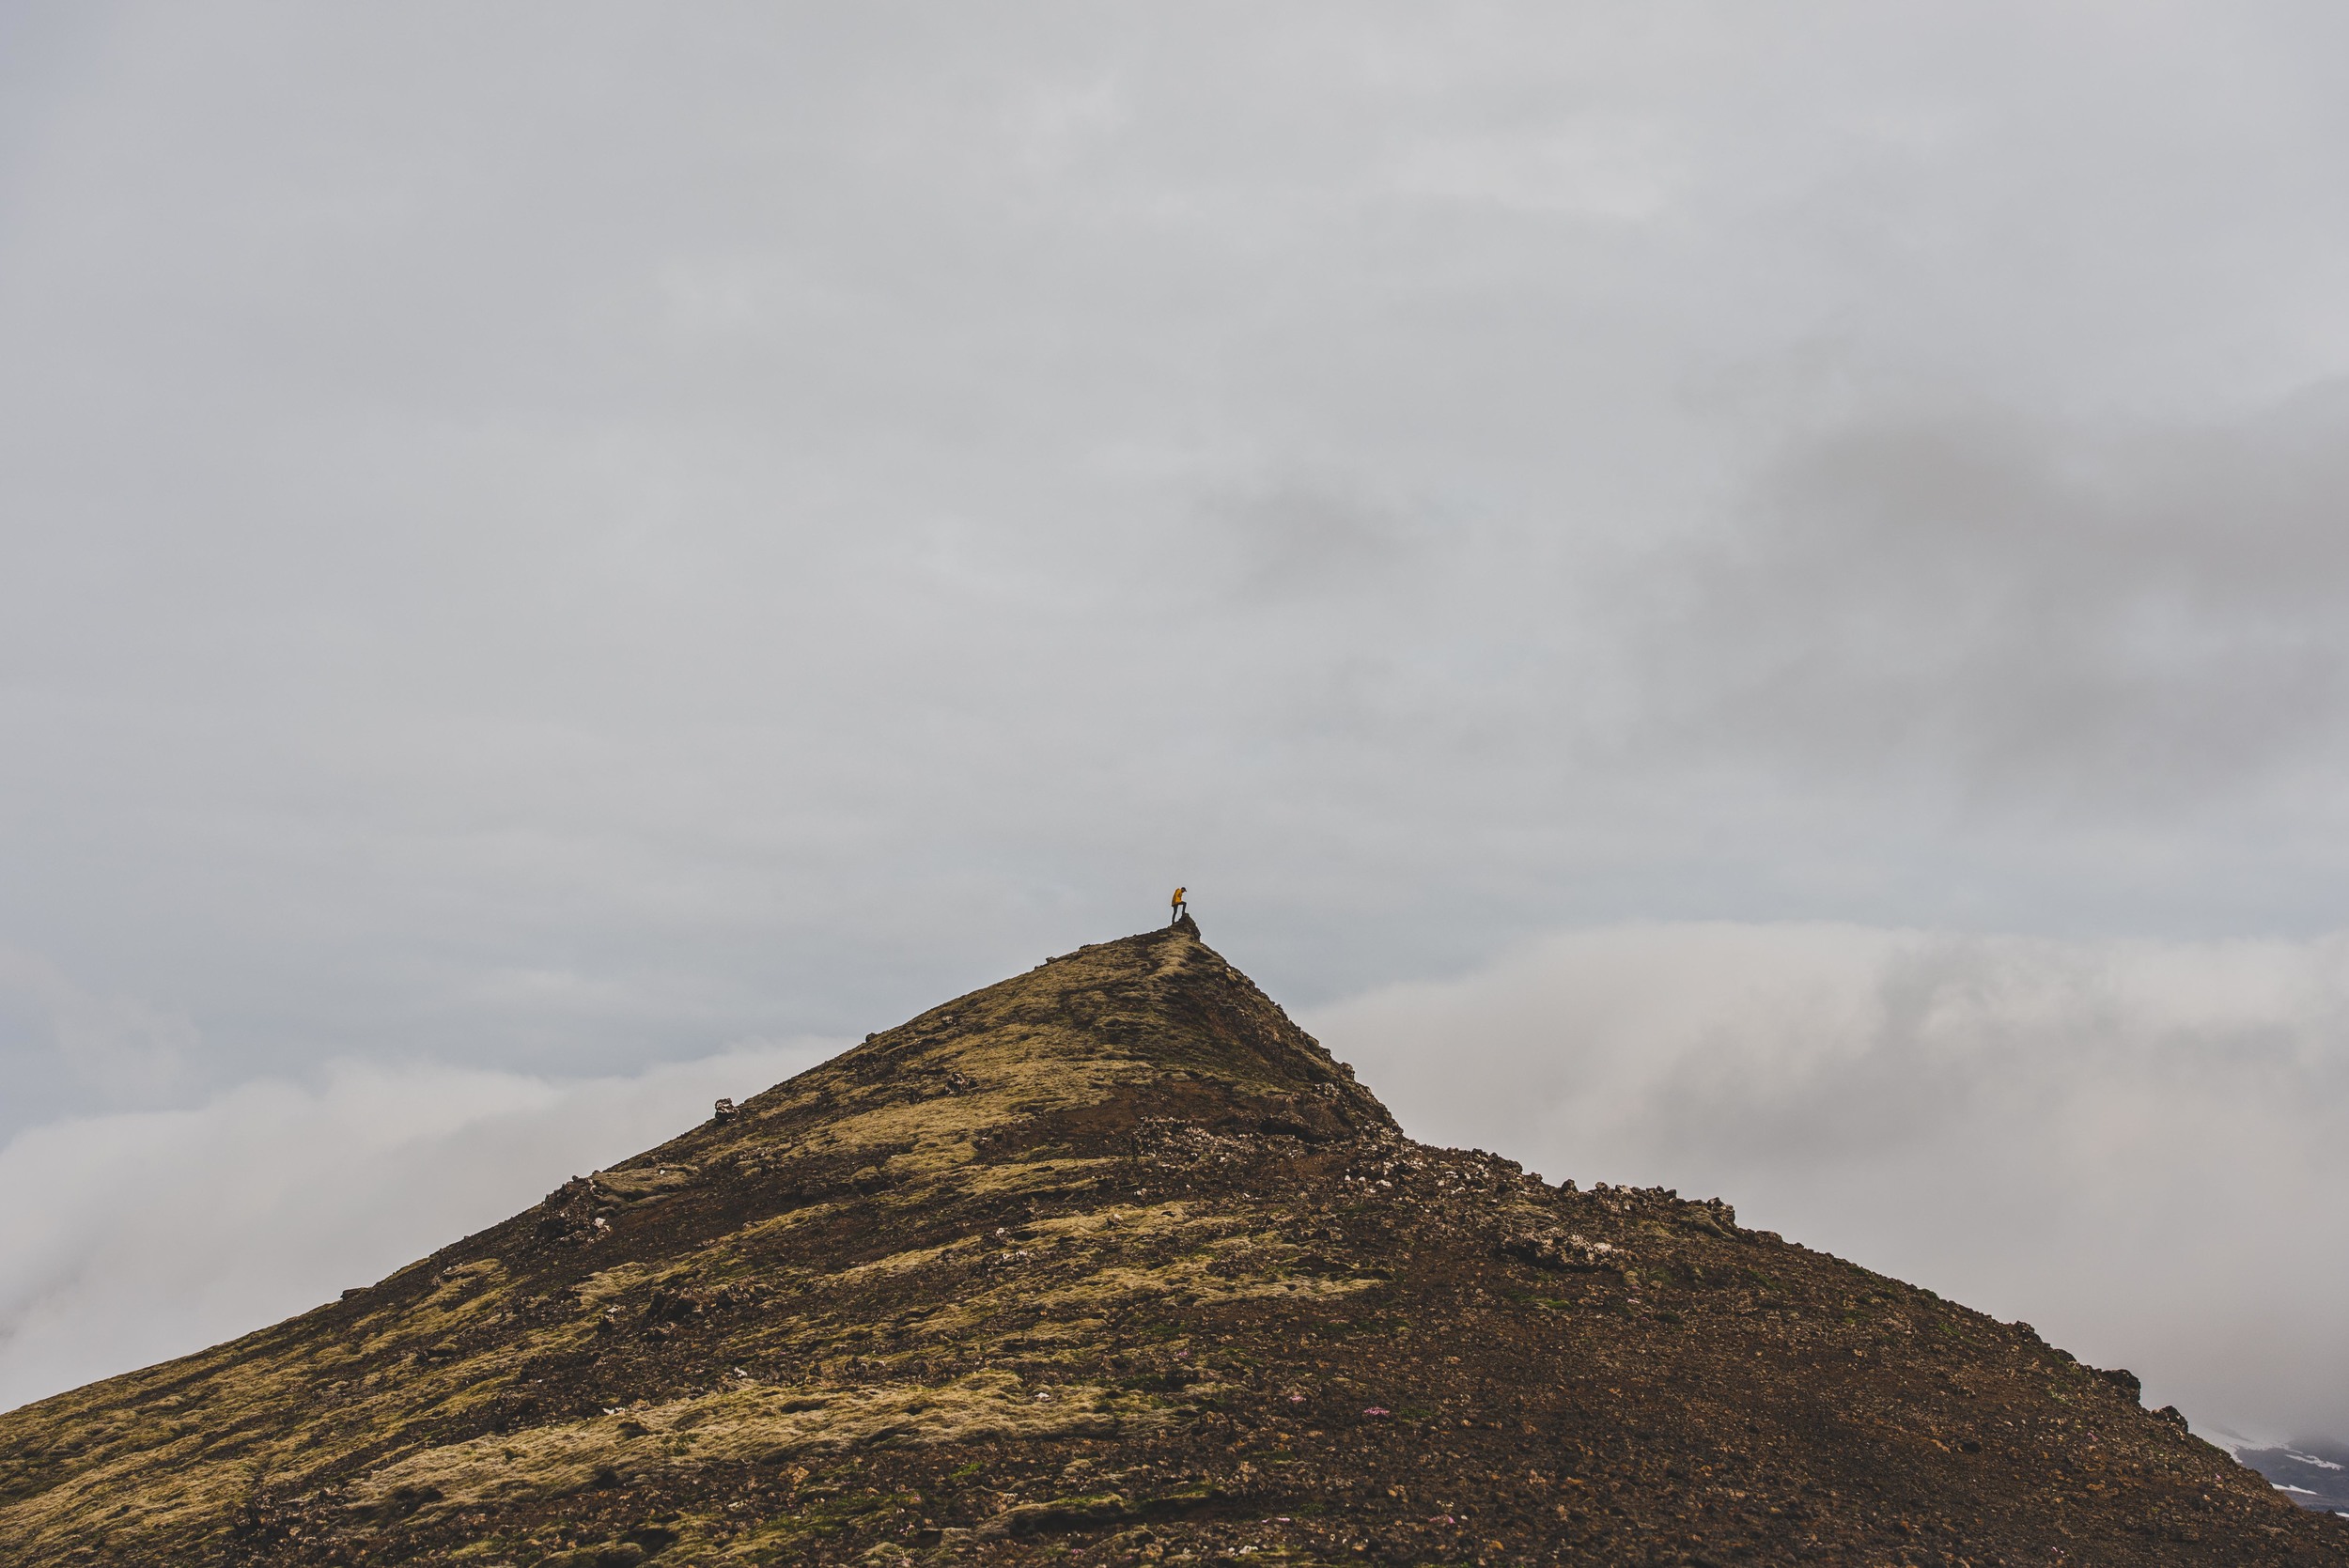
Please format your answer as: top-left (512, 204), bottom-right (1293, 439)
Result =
top-left (687, 923), bottom-right (1394, 1165)
top-left (2, 930), bottom-right (2338, 1566)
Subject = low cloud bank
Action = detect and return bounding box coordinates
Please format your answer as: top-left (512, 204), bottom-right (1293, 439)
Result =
top-left (1306, 923), bottom-right (2349, 1448)
top-left (0, 1038), bottom-right (832, 1413)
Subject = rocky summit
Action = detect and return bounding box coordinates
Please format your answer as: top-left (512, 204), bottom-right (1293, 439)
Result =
top-left (2, 924), bottom-right (2341, 1566)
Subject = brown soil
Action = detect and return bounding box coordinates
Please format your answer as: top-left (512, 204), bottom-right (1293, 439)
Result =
top-left (2, 922), bottom-right (2341, 1566)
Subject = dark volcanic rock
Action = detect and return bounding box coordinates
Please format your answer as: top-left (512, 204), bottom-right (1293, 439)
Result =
top-left (2, 924), bottom-right (2341, 1565)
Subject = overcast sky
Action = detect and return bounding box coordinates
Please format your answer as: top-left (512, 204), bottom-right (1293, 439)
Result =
top-left (4, 3), bottom-right (2348, 1448)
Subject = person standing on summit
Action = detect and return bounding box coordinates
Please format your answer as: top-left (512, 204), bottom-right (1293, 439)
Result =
top-left (1170, 887), bottom-right (1187, 924)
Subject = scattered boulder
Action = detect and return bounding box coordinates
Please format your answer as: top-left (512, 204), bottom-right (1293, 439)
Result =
top-left (2097, 1366), bottom-right (2144, 1404)
top-left (1501, 1230), bottom-right (1622, 1272)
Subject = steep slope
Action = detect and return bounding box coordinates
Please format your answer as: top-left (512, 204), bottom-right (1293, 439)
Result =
top-left (2, 923), bottom-right (2341, 1566)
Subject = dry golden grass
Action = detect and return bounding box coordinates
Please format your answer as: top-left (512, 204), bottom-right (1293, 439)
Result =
top-left (346, 1371), bottom-right (1200, 1520)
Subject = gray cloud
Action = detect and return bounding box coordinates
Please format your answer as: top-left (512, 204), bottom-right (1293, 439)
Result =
top-left (1640, 386), bottom-right (2349, 809)
top-left (0, 946), bottom-right (196, 1116)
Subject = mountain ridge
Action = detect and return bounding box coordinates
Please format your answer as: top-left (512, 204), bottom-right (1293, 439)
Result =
top-left (1, 923), bottom-right (2339, 1565)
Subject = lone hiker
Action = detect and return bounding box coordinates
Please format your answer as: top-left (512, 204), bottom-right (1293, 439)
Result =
top-left (1170, 887), bottom-right (1187, 924)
